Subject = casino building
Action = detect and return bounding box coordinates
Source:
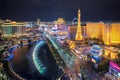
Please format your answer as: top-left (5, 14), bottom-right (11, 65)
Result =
top-left (90, 45), bottom-right (103, 68)
top-left (67, 9), bottom-right (120, 45)
top-left (85, 22), bottom-right (120, 45)
top-left (53, 18), bottom-right (66, 30)
top-left (105, 61), bottom-right (120, 80)
top-left (0, 20), bottom-right (26, 37)
top-left (67, 9), bottom-right (120, 61)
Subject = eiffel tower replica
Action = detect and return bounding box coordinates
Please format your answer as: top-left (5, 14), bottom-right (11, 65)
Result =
top-left (75, 9), bottom-right (83, 40)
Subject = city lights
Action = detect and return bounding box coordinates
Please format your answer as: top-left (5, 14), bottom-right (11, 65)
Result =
top-left (0, 1), bottom-right (120, 79)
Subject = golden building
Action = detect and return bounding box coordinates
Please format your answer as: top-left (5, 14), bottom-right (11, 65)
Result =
top-left (104, 47), bottom-right (118, 59)
top-left (68, 21), bottom-right (120, 45)
top-left (102, 23), bottom-right (120, 45)
top-left (56, 18), bottom-right (66, 25)
top-left (85, 22), bottom-right (120, 45)
top-left (86, 22), bottom-right (105, 41)
top-left (1, 21), bottom-right (26, 37)
top-left (103, 23), bottom-right (111, 45)
top-left (54, 18), bottom-right (66, 30)
top-left (110, 23), bottom-right (120, 44)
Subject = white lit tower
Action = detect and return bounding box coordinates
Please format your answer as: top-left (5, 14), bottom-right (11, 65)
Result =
top-left (75, 9), bottom-right (83, 40)
top-left (37, 19), bottom-right (40, 26)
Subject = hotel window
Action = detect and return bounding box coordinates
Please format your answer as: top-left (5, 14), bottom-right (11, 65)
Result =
top-left (111, 69), bottom-right (114, 76)
top-left (114, 70), bottom-right (118, 77)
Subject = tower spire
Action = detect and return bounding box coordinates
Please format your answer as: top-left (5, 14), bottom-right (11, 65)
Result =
top-left (75, 9), bottom-right (83, 40)
top-left (78, 9), bottom-right (80, 27)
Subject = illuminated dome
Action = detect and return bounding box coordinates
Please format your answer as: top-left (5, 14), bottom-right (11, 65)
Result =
top-left (92, 45), bottom-right (102, 51)
top-left (90, 45), bottom-right (103, 58)
top-left (11, 21), bottom-right (17, 24)
top-left (57, 18), bottom-right (66, 25)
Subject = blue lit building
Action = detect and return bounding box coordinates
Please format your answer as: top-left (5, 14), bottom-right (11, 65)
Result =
top-left (90, 45), bottom-right (103, 68)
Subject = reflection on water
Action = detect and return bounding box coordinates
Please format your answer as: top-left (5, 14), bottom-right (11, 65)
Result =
top-left (11, 42), bottom-right (62, 80)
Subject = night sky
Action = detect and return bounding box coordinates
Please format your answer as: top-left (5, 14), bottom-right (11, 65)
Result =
top-left (0, 0), bottom-right (120, 22)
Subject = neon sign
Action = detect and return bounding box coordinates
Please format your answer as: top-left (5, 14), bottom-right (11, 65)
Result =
top-left (110, 61), bottom-right (120, 72)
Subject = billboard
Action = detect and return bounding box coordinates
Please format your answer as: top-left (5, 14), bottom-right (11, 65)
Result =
top-left (110, 61), bottom-right (120, 72)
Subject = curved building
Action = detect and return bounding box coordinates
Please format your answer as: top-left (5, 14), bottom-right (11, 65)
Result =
top-left (90, 45), bottom-right (103, 62)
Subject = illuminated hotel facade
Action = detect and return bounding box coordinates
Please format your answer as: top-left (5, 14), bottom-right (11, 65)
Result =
top-left (53, 18), bottom-right (66, 30)
top-left (85, 22), bottom-right (105, 40)
top-left (68, 21), bottom-right (120, 45)
top-left (67, 22), bottom-right (120, 59)
top-left (85, 22), bottom-right (120, 45)
top-left (110, 23), bottom-right (120, 44)
top-left (67, 9), bottom-right (120, 45)
top-left (0, 21), bottom-right (26, 37)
